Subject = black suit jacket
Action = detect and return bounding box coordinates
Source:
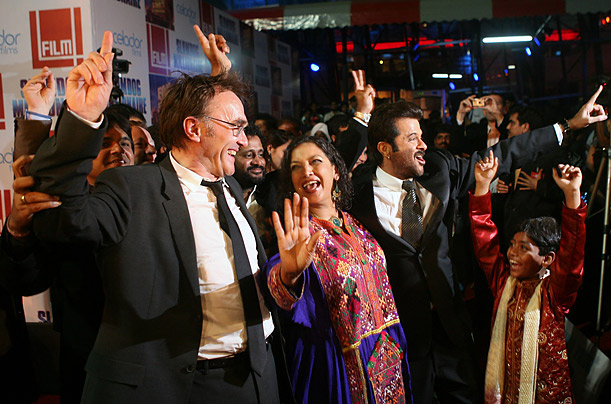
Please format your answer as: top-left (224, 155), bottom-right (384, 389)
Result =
top-left (29, 108), bottom-right (290, 404)
top-left (350, 123), bottom-right (560, 359)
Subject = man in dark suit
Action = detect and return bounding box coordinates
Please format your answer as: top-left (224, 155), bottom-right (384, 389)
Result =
top-left (349, 93), bottom-right (606, 403)
top-left (29, 31), bottom-right (289, 404)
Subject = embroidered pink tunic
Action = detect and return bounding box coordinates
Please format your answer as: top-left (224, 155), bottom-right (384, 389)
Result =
top-left (469, 192), bottom-right (585, 403)
top-left (265, 211), bottom-right (412, 404)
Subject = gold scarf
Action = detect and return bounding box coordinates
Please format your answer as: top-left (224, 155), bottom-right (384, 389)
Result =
top-left (485, 274), bottom-right (545, 404)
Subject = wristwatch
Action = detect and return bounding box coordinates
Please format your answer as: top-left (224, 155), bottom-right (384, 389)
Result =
top-left (560, 119), bottom-right (571, 135)
top-left (354, 111), bottom-right (371, 124)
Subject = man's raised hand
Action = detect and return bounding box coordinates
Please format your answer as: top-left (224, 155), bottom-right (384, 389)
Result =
top-left (193, 25), bottom-right (231, 76)
top-left (567, 85), bottom-right (608, 131)
top-left (352, 69), bottom-right (375, 115)
top-left (23, 67), bottom-right (56, 116)
top-left (66, 31), bottom-right (114, 122)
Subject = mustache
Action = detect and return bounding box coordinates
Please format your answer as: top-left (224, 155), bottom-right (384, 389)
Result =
top-left (247, 165), bottom-right (265, 172)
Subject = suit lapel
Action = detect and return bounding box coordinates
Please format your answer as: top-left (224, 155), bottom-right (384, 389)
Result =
top-left (158, 158), bottom-right (200, 296)
top-left (417, 175), bottom-right (445, 249)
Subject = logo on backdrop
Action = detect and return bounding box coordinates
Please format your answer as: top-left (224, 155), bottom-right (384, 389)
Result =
top-left (0, 29), bottom-right (21, 55)
top-left (147, 23), bottom-right (170, 76)
top-left (0, 74), bottom-right (5, 130)
top-left (113, 30), bottom-right (143, 57)
top-left (29, 8), bottom-right (84, 69)
top-left (177, 3), bottom-right (197, 25)
top-left (118, 76), bottom-right (147, 115)
top-left (117, 0), bottom-right (141, 9)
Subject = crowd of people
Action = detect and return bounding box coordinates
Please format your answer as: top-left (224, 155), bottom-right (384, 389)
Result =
top-left (0, 23), bottom-right (609, 404)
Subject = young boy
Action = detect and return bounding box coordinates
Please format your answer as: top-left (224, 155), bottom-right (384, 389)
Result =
top-left (470, 150), bottom-right (586, 404)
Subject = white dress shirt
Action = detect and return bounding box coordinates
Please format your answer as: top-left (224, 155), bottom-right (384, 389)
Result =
top-left (170, 153), bottom-right (274, 359)
top-left (373, 166), bottom-right (439, 238)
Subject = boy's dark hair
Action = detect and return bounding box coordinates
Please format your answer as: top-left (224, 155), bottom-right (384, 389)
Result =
top-left (515, 216), bottom-right (560, 255)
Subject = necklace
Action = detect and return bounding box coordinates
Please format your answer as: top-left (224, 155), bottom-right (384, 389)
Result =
top-left (311, 212), bottom-right (343, 230)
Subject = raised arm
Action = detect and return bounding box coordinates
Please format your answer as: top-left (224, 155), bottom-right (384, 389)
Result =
top-left (469, 150), bottom-right (507, 291)
top-left (193, 25), bottom-right (231, 76)
top-left (23, 67), bottom-right (56, 116)
top-left (272, 193), bottom-right (321, 288)
top-left (473, 150), bottom-right (498, 196)
top-left (550, 165), bottom-right (586, 311)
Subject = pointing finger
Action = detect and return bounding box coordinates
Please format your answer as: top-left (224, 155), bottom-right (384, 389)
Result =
top-left (100, 31), bottom-right (113, 57)
top-left (587, 85), bottom-right (604, 106)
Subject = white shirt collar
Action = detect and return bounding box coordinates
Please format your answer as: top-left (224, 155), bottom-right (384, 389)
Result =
top-left (375, 166), bottom-right (414, 192)
top-left (169, 151), bottom-right (225, 193)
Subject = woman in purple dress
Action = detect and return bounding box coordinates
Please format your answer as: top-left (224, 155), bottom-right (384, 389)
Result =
top-left (265, 136), bottom-right (412, 404)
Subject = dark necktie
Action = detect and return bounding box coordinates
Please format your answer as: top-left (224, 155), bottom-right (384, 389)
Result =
top-left (401, 180), bottom-right (423, 248)
top-left (201, 180), bottom-right (267, 376)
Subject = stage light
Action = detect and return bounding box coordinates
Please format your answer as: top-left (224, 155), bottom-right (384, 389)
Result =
top-left (525, 47), bottom-right (532, 56)
top-left (533, 37), bottom-right (541, 46)
top-left (414, 54), bottom-right (420, 62)
top-left (507, 65), bottom-right (516, 70)
top-left (483, 35), bottom-right (533, 44)
top-left (473, 73), bottom-right (479, 81)
top-left (432, 73), bottom-right (448, 79)
top-left (379, 60), bottom-right (384, 65)
top-left (449, 82), bottom-right (456, 90)
top-left (310, 63), bottom-right (320, 72)
top-left (504, 69), bottom-right (509, 75)
top-left (449, 74), bottom-right (462, 79)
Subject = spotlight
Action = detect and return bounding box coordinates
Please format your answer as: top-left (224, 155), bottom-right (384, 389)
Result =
top-left (483, 35), bottom-right (532, 44)
top-left (449, 82), bottom-right (456, 90)
top-left (525, 47), bottom-right (532, 56)
top-left (449, 74), bottom-right (463, 79)
top-left (310, 63), bottom-right (320, 72)
top-left (473, 73), bottom-right (479, 81)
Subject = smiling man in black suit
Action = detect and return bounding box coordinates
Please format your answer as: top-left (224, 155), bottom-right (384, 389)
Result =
top-left (349, 91), bottom-right (607, 403)
top-left (29, 29), bottom-right (291, 404)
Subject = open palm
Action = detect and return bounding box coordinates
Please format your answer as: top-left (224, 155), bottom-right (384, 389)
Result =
top-left (272, 193), bottom-right (322, 287)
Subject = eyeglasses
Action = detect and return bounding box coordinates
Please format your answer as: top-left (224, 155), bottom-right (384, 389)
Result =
top-left (200, 115), bottom-right (246, 137)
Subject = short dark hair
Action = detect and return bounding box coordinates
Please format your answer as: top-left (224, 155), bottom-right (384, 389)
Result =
top-left (105, 103), bottom-right (146, 126)
top-left (104, 106), bottom-right (132, 145)
top-left (245, 124), bottom-right (264, 145)
top-left (159, 72), bottom-right (249, 149)
top-left (279, 136), bottom-right (353, 211)
top-left (368, 100), bottom-right (423, 165)
top-left (515, 216), bottom-right (560, 256)
top-left (278, 117), bottom-right (302, 136)
top-left (264, 129), bottom-right (293, 166)
top-left (254, 113), bottom-right (278, 130)
top-left (326, 114), bottom-right (351, 139)
top-left (513, 106), bottom-right (544, 131)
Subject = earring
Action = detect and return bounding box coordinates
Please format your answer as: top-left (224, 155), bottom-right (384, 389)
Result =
top-left (332, 182), bottom-right (342, 203)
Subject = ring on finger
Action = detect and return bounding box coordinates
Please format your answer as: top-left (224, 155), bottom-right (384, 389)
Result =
top-left (21, 194), bottom-right (28, 204)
